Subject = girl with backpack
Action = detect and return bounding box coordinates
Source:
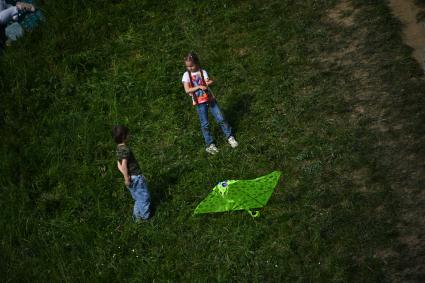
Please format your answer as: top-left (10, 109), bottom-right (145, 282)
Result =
top-left (181, 52), bottom-right (238, 155)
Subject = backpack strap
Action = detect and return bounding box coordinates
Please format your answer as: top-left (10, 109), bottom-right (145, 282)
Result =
top-left (188, 70), bottom-right (199, 105)
top-left (199, 68), bottom-right (215, 103)
top-left (199, 68), bottom-right (207, 86)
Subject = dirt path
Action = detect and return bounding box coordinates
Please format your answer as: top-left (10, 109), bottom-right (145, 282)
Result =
top-left (389, 0), bottom-right (425, 71)
top-left (324, 1), bottom-right (425, 281)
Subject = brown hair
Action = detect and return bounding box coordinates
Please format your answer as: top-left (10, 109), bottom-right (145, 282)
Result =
top-left (112, 125), bottom-right (129, 144)
top-left (184, 52), bottom-right (200, 67)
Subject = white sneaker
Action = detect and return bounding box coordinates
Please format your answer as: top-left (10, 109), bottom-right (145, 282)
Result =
top-left (206, 144), bottom-right (219, 155)
top-left (228, 136), bottom-right (239, 148)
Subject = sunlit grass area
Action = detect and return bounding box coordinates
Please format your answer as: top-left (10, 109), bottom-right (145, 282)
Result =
top-left (1, 0), bottom-right (425, 281)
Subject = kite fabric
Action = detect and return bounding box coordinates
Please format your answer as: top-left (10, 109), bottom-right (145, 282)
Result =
top-left (193, 171), bottom-right (282, 217)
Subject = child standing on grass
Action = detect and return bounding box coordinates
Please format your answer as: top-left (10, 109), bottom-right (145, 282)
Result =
top-left (112, 125), bottom-right (151, 221)
top-left (182, 52), bottom-right (239, 155)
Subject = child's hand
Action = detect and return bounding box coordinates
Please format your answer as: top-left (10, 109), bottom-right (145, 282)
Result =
top-left (117, 161), bottom-right (123, 173)
top-left (198, 85), bottom-right (207, 91)
top-left (125, 179), bottom-right (131, 188)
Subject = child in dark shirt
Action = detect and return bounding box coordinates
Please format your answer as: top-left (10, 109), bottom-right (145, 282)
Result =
top-left (112, 125), bottom-right (151, 221)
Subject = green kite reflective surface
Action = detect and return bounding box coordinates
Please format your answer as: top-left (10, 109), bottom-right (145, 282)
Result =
top-left (194, 171), bottom-right (282, 217)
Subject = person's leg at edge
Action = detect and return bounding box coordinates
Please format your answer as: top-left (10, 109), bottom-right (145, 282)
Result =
top-left (0, 6), bottom-right (18, 25)
top-left (196, 102), bottom-right (214, 146)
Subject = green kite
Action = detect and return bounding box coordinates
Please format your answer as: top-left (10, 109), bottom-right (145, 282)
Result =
top-left (194, 171), bottom-right (282, 217)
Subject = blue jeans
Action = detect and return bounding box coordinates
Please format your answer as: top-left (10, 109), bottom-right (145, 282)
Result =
top-left (0, 6), bottom-right (17, 25)
top-left (196, 101), bottom-right (232, 146)
top-left (128, 175), bottom-right (151, 220)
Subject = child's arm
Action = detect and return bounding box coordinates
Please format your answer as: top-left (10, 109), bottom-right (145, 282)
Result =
top-left (205, 78), bottom-right (214, 86)
top-left (117, 161), bottom-right (124, 174)
top-left (183, 82), bottom-right (207, 94)
top-left (118, 159), bottom-right (131, 187)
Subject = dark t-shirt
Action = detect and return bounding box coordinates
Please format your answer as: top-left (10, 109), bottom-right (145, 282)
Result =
top-left (116, 144), bottom-right (141, 176)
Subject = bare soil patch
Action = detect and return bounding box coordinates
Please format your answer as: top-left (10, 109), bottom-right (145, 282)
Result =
top-left (327, 0), bottom-right (359, 27)
top-left (389, 0), bottom-right (425, 71)
top-left (323, 1), bottom-right (425, 281)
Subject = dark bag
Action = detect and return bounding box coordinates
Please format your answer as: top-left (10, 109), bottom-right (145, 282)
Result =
top-left (0, 24), bottom-right (6, 50)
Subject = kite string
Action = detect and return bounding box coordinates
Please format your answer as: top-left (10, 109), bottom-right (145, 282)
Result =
top-left (246, 209), bottom-right (260, 218)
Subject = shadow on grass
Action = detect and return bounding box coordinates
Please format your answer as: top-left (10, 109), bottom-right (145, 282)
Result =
top-left (222, 92), bottom-right (254, 135)
top-left (148, 166), bottom-right (180, 217)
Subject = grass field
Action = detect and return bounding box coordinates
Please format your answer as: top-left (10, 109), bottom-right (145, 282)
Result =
top-left (1, 0), bottom-right (425, 282)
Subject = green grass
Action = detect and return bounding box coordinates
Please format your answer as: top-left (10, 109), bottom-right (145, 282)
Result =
top-left (1, 0), bottom-right (424, 281)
